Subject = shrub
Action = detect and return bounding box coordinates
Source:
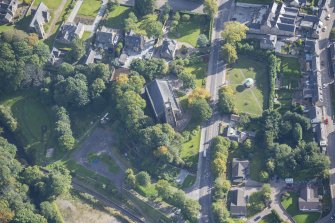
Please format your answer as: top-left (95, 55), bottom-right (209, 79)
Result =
top-left (182, 14), bottom-right (190, 22)
top-left (0, 105), bottom-right (17, 132)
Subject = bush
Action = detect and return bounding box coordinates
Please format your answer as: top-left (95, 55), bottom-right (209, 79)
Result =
top-left (182, 14), bottom-right (190, 22)
top-left (136, 171), bottom-right (151, 186)
top-left (54, 107), bottom-right (75, 150)
top-left (0, 105), bottom-right (17, 132)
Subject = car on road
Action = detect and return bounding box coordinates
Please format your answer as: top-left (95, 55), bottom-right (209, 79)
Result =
top-left (326, 14), bottom-right (331, 20)
top-left (322, 26), bottom-right (327, 32)
top-left (254, 216), bottom-right (261, 221)
top-left (323, 83), bottom-right (327, 89)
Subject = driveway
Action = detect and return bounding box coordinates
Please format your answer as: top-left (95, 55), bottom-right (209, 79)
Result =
top-left (72, 127), bottom-right (126, 189)
top-left (66, 0), bottom-right (83, 23)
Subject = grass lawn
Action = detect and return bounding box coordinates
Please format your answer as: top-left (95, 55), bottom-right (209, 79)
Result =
top-left (137, 183), bottom-right (158, 198)
top-left (181, 174), bottom-right (196, 189)
top-left (227, 56), bottom-right (268, 116)
top-left (281, 192), bottom-right (320, 223)
top-left (82, 31), bottom-right (92, 41)
top-left (102, 5), bottom-right (131, 29)
top-left (0, 24), bottom-right (14, 33)
top-left (247, 191), bottom-right (266, 217)
top-left (184, 61), bottom-right (207, 87)
top-left (77, 0), bottom-right (101, 17)
top-left (181, 125), bottom-right (201, 170)
top-left (33, 0), bottom-right (63, 10)
top-left (169, 14), bottom-right (209, 47)
top-left (281, 57), bottom-right (301, 77)
top-left (0, 91), bottom-right (57, 164)
top-left (87, 152), bottom-right (120, 173)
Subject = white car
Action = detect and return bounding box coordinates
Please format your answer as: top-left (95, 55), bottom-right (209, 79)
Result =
top-left (322, 26), bottom-right (327, 32)
top-left (326, 14), bottom-right (331, 20)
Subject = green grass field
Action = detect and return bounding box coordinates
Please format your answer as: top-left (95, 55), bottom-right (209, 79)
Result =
top-left (33, 0), bottom-right (63, 10)
top-left (169, 14), bottom-right (209, 47)
top-left (0, 24), bottom-right (14, 33)
top-left (281, 192), bottom-right (320, 223)
top-left (0, 91), bottom-right (57, 164)
top-left (77, 0), bottom-right (101, 17)
top-left (102, 5), bottom-right (131, 29)
top-left (87, 152), bottom-right (120, 173)
top-left (181, 174), bottom-right (196, 189)
top-left (281, 57), bottom-right (301, 77)
top-left (137, 183), bottom-right (158, 198)
top-left (181, 125), bottom-right (201, 170)
top-left (227, 56), bottom-right (267, 116)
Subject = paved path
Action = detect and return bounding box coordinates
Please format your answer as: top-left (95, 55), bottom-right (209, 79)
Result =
top-left (66, 0), bottom-right (83, 23)
top-left (45, 0), bottom-right (68, 38)
top-left (90, 0), bottom-right (108, 33)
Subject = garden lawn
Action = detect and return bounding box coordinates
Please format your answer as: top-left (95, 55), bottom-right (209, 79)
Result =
top-left (227, 56), bottom-right (267, 116)
top-left (0, 91), bottom-right (57, 164)
top-left (33, 0), bottom-right (63, 10)
top-left (169, 14), bottom-right (209, 47)
top-left (281, 192), bottom-right (320, 223)
top-left (281, 57), bottom-right (301, 77)
top-left (102, 5), bottom-right (131, 29)
top-left (77, 0), bottom-right (101, 17)
top-left (181, 174), bottom-right (196, 189)
top-left (82, 31), bottom-right (92, 41)
top-left (0, 24), bottom-right (14, 32)
top-left (184, 61), bottom-right (207, 87)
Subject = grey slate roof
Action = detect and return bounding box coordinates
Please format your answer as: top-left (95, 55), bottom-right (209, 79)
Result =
top-left (230, 188), bottom-right (247, 216)
top-left (57, 22), bottom-right (84, 43)
top-left (0, 0), bottom-right (18, 23)
top-left (30, 2), bottom-right (49, 28)
top-left (299, 184), bottom-right (321, 211)
top-left (146, 79), bottom-right (179, 119)
top-left (232, 158), bottom-right (249, 182)
top-left (96, 26), bottom-right (114, 46)
top-left (160, 39), bottom-right (177, 60)
top-left (125, 30), bottom-right (144, 51)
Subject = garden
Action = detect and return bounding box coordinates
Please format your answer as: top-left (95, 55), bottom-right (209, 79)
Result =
top-left (281, 192), bottom-right (320, 223)
top-left (226, 56), bottom-right (268, 116)
top-left (102, 5), bottom-right (132, 29)
top-left (168, 13), bottom-right (210, 47)
top-left (77, 0), bottom-right (101, 17)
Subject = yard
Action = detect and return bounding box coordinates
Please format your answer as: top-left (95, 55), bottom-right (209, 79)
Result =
top-left (169, 14), bottom-right (210, 47)
top-left (181, 174), bottom-right (196, 189)
top-left (184, 61), bottom-right (207, 88)
top-left (102, 5), bottom-right (131, 29)
top-left (281, 192), bottom-right (320, 223)
top-left (280, 56), bottom-right (301, 89)
top-left (77, 0), bottom-right (101, 17)
top-left (0, 91), bottom-right (57, 164)
top-left (227, 56), bottom-right (268, 116)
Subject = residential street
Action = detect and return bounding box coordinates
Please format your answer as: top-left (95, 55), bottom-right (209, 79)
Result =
top-left (186, 0), bottom-right (234, 222)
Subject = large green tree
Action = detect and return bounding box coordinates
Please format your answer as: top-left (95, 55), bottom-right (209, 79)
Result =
top-left (203, 0), bottom-right (218, 20)
top-left (135, 0), bottom-right (155, 17)
top-left (221, 21), bottom-right (248, 44)
top-left (222, 43), bottom-right (238, 64)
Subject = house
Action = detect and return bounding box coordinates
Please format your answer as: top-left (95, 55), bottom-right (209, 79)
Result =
top-left (145, 79), bottom-right (182, 127)
top-left (84, 49), bottom-right (102, 65)
top-left (226, 126), bottom-right (247, 143)
top-left (49, 47), bottom-right (66, 66)
top-left (57, 22), bottom-right (85, 44)
top-left (230, 188), bottom-right (247, 217)
top-left (125, 30), bottom-right (144, 52)
top-left (299, 184), bottom-right (321, 212)
top-left (29, 2), bottom-right (51, 39)
top-left (160, 39), bottom-right (177, 60)
top-left (232, 158), bottom-right (249, 183)
top-left (261, 3), bottom-right (299, 36)
top-left (95, 26), bottom-right (114, 50)
top-left (260, 34), bottom-right (277, 49)
top-left (0, 0), bottom-right (18, 24)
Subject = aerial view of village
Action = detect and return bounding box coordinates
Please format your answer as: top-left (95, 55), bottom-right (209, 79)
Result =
top-left (1, 0), bottom-right (335, 222)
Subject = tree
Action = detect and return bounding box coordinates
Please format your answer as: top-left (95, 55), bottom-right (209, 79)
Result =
top-left (259, 171), bottom-right (269, 182)
top-left (135, 0), bottom-right (155, 16)
top-left (218, 86), bottom-right (236, 114)
top-left (0, 200), bottom-right (14, 223)
top-left (191, 98), bottom-right (212, 122)
top-left (12, 209), bottom-right (47, 223)
top-left (222, 43), bottom-right (238, 64)
top-left (67, 37), bottom-right (85, 62)
top-left (90, 78), bottom-right (106, 99)
top-left (221, 21), bottom-right (248, 44)
top-left (58, 63), bottom-right (75, 77)
top-left (45, 164), bottom-right (72, 201)
top-left (292, 123), bottom-right (302, 146)
top-left (182, 14), bottom-right (190, 22)
top-left (136, 171), bottom-right (151, 186)
top-left (203, 0), bottom-right (218, 20)
top-left (178, 71), bottom-right (196, 89)
top-left (212, 200), bottom-right (230, 223)
top-left (140, 14), bottom-right (163, 38)
top-left (188, 87), bottom-right (210, 104)
top-left (125, 12), bottom-right (138, 32)
top-left (130, 58), bottom-right (168, 80)
top-left (197, 34), bottom-right (209, 48)
top-left (40, 201), bottom-right (63, 223)
top-left (125, 169), bottom-right (136, 188)
top-left (0, 105), bottom-right (18, 132)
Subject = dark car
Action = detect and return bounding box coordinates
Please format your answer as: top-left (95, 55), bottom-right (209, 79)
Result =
top-left (254, 216), bottom-right (261, 221)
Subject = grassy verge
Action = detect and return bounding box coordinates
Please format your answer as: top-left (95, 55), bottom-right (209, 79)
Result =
top-left (102, 5), bottom-right (131, 29)
top-left (168, 13), bottom-right (210, 47)
top-left (181, 174), bottom-right (196, 189)
top-left (281, 192), bottom-right (320, 223)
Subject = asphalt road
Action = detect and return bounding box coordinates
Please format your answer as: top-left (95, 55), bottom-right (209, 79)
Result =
top-left (186, 0), bottom-right (234, 222)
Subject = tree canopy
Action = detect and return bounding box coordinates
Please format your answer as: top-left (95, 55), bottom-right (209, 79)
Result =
top-left (221, 22), bottom-right (248, 44)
